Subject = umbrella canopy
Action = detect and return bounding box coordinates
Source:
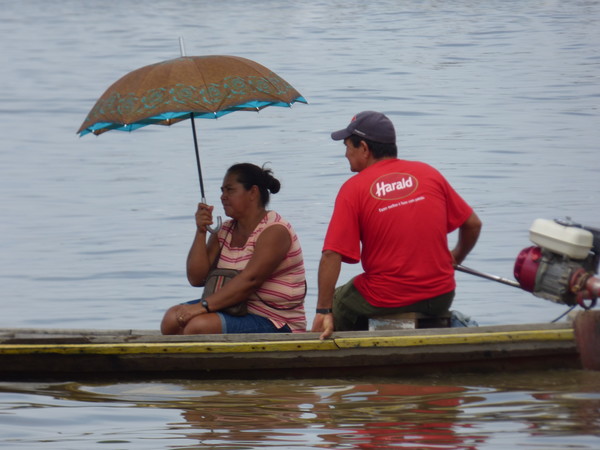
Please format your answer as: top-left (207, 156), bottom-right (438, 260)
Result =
top-left (77, 54), bottom-right (306, 232)
top-left (77, 55), bottom-right (307, 136)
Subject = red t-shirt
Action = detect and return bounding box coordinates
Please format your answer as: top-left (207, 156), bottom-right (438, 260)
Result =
top-left (323, 158), bottom-right (473, 307)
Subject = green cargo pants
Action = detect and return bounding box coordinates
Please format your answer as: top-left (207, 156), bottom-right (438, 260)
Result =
top-left (332, 277), bottom-right (455, 331)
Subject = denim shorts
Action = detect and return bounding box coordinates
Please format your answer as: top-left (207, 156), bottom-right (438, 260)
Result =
top-left (217, 312), bottom-right (292, 334)
top-left (184, 299), bottom-right (291, 334)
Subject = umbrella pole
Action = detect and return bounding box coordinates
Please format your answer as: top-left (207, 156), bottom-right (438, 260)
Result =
top-left (189, 112), bottom-right (222, 233)
top-left (190, 113), bottom-right (207, 199)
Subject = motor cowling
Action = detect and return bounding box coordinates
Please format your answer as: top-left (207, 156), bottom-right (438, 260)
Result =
top-left (513, 219), bottom-right (600, 309)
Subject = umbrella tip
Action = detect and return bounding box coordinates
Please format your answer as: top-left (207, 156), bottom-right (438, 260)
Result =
top-left (179, 36), bottom-right (186, 57)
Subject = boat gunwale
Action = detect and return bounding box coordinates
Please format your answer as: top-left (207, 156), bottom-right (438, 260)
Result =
top-left (0, 323), bottom-right (575, 356)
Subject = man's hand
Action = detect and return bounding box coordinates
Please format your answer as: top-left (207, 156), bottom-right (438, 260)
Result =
top-left (311, 312), bottom-right (334, 340)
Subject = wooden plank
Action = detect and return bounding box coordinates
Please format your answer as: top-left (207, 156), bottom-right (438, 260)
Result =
top-left (369, 312), bottom-right (451, 330)
top-left (0, 328), bottom-right (574, 355)
top-left (336, 328), bottom-right (574, 348)
top-left (0, 339), bottom-right (339, 355)
top-left (574, 310), bottom-right (600, 370)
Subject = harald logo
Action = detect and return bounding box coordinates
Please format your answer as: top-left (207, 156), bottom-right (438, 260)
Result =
top-left (371, 173), bottom-right (418, 200)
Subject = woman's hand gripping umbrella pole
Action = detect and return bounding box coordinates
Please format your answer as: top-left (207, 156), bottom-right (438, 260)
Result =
top-left (190, 112), bottom-right (222, 234)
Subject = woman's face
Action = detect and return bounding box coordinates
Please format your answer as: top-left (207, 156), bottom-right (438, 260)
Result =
top-left (220, 172), bottom-right (254, 219)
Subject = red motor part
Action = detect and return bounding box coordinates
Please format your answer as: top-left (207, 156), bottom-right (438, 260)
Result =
top-left (508, 219), bottom-right (600, 309)
top-left (514, 246), bottom-right (542, 293)
top-left (514, 245), bottom-right (598, 308)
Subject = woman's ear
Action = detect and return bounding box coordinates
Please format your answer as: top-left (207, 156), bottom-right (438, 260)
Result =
top-left (249, 184), bottom-right (260, 201)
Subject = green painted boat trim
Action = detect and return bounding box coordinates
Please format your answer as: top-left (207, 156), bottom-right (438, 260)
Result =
top-left (336, 329), bottom-right (574, 348)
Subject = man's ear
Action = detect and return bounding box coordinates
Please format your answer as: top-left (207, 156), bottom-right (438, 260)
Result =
top-left (359, 140), bottom-right (371, 158)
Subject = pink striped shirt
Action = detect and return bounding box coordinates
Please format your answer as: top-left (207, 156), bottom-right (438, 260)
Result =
top-left (216, 211), bottom-right (307, 332)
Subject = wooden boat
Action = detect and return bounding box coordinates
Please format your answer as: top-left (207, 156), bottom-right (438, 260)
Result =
top-left (0, 322), bottom-right (581, 381)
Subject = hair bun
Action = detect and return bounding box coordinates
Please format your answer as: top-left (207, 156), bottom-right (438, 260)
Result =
top-left (261, 166), bottom-right (281, 194)
top-left (266, 174), bottom-right (281, 194)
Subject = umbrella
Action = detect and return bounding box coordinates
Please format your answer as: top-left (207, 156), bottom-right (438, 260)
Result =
top-left (77, 52), bottom-right (307, 231)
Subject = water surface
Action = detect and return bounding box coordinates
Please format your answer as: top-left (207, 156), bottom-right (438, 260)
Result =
top-left (1, 0), bottom-right (599, 448)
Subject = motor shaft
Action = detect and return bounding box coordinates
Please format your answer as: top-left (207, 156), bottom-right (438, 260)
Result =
top-left (456, 264), bottom-right (521, 288)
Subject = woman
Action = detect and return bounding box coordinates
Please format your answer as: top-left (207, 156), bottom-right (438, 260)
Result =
top-left (161, 163), bottom-right (307, 335)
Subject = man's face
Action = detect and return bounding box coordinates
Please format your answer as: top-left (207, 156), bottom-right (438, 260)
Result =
top-left (344, 138), bottom-right (366, 172)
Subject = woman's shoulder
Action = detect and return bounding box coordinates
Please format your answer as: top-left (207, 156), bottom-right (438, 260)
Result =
top-left (265, 210), bottom-right (293, 227)
top-left (260, 211), bottom-right (295, 235)
top-left (265, 210), bottom-right (282, 222)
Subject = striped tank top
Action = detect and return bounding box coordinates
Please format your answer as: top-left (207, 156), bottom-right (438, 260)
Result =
top-left (216, 211), bottom-right (307, 332)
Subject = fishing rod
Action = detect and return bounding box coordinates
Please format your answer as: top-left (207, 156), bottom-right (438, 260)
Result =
top-left (455, 264), bottom-right (521, 289)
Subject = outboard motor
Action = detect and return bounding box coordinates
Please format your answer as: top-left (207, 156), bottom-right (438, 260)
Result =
top-left (514, 219), bottom-right (600, 309)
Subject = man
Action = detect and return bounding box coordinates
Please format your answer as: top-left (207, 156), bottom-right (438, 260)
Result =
top-left (311, 111), bottom-right (482, 339)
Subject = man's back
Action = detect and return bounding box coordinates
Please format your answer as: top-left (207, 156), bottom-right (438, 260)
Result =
top-left (324, 158), bottom-right (473, 307)
top-left (312, 110), bottom-right (481, 338)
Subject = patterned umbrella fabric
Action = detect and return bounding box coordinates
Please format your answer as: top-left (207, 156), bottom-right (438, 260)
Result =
top-left (77, 55), bottom-right (307, 136)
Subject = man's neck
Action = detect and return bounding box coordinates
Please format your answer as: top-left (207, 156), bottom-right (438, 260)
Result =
top-left (365, 155), bottom-right (396, 169)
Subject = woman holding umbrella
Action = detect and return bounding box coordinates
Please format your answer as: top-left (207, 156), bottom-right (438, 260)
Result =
top-left (161, 163), bottom-right (307, 335)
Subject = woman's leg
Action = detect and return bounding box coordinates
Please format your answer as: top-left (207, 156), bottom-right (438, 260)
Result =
top-left (182, 313), bottom-right (223, 334)
top-left (160, 305), bottom-right (185, 335)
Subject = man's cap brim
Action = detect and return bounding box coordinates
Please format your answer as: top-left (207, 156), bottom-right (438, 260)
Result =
top-left (331, 129), bottom-right (351, 141)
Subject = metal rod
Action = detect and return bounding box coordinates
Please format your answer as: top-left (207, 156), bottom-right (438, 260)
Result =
top-left (456, 264), bottom-right (522, 289)
top-left (179, 36), bottom-right (186, 57)
top-left (190, 113), bottom-right (206, 199)
top-left (190, 112), bottom-right (222, 234)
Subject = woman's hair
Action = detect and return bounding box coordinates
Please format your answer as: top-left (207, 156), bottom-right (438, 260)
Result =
top-left (227, 163), bottom-right (281, 207)
top-left (347, 134), bottom-right (398, 159)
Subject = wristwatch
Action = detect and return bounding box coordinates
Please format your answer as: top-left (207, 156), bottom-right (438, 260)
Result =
top-left (201, 299), bottom-right (210, 312)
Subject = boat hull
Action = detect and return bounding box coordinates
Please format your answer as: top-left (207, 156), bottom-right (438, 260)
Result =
top-left (0, 323), bottom-right (580, 380)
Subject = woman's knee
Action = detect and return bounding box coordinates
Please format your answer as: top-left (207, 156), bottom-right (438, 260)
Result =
top-left (183, 313), bottom-right (223, 334)
top-left (161, 306), bottom-right (181, 335)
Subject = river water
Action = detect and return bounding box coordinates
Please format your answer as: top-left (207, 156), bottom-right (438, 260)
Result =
top-left (1, 0), bottom-right (599, 448)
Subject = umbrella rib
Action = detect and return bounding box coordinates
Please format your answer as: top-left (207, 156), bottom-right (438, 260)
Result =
top-left (192, 57), bottom-right (216, 116)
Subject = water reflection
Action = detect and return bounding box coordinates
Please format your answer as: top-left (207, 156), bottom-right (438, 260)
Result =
top-left (166, 383), bottom-right (474, 448)
top-left (1, 371), bottom-right (599, 448)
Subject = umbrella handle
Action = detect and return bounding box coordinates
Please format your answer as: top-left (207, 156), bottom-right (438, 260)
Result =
top-left (207, 216), bottom-right (223, 235)
top-left (201, 196), bottom-right (222, 234)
